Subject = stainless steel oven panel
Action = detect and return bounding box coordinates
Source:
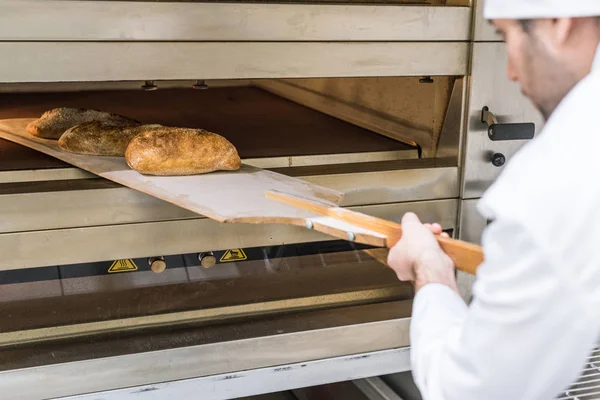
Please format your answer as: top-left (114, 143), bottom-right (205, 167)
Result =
top-left (61, 349), bottom-right (411, 400)
top-left (461, 42), bottom-right (543, 199)
top-left (0, 301), bottom-right (412, 400)
top-left (0, 2), bottom-right (471, 42)
top-left (0, 42), bottom-right (469, 83)
top-left (0, 199), bottom-right (458, 270)
top-left (473, 0), bottom-right (502, 42)
top-left (456, 199), bottom-right (487, 301)
top-left (0, 167), bottom-right (459, 234)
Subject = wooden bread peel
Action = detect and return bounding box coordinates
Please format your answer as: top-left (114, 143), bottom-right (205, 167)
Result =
top-left (0, 118), bottom-right (483, 276)
top-left (266, 190), bottom-right (483, 275)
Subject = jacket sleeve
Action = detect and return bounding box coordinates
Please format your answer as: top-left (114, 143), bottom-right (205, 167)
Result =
top-left (410, 218), bottom-right (598, 400)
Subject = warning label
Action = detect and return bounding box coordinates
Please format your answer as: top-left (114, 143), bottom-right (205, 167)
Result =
top-left (108, 259), bottom-right (139, 273)
top-left (220, 249), bottom-right (248, 263)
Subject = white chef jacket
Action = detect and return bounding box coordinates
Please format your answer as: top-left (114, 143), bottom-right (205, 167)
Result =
top-left (410, 44), bottom-right (600, 400)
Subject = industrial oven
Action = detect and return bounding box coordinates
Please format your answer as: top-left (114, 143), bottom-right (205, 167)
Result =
top-left (0, 1), bottom-right (545, 399)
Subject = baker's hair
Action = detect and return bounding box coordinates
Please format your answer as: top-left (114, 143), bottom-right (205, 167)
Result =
top-left (518, 19), bottom-right (535, 32)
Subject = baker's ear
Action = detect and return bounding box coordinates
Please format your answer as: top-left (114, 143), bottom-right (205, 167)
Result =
top-left (553, 18), bottom-right (575, 46)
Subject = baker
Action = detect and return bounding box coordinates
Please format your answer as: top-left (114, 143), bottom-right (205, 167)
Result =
top-left (387, 1), bottom-right (600, 398)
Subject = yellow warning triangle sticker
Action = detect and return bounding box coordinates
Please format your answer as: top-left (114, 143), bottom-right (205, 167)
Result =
top-left (220, 249), bottom-right (248, 262)
top-left (108, 259), bottom-right (138, 273)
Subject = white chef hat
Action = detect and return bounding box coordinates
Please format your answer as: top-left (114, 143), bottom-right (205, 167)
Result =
top-left (484, 0), bottom-right (600, 20)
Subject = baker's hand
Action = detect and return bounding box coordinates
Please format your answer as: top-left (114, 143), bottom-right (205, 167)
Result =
top-left (387, 213), bottom-right (459, 294)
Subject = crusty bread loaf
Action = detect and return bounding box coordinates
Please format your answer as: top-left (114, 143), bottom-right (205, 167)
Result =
top-left (125, 127), bottom-right (241, 176)
top-left (27, 108), bottom-right (140, 140)
top-left (58, 122), bottom-right (162, 156)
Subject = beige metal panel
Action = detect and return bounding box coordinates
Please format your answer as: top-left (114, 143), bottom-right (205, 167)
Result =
top-left (0, 302), bottom-right (412, 399)
top-left (305, 167), bottom-right (459, 207)
top-left (0, 167), bottom-right (458, 233)
top-left (461, 43), bottom-right (543, 199)
top-left (0, 187), bottom-right (196, 234)
top-left (456, 199), bottom-right (486, 301)
top-left (0, 301), bottom-right (412, 398)
top-left (0, 199), bottom-right (457, 270)
top-left (473, 0), bottom-right (502, 41)
top-left (0, 301), bottom-right (411, 399)
top-left (0, 168), bottom-right (94, 184)
top-left (1, 344), bottom-right (409, 400)
top-left (436, 77), bottom-right (466, 160)
top-left (257, 77), bottom-right (457, 157)
top-left (244, 149), bottom-right (418, 169)
top-left (64, 349), bottom-right (410, 400)
top-left (0, 42), bottom-right (469, 83)
top-left (0, 2), bottom-right (471, 42)
top-left (458, 199), bottom-right (486, 246)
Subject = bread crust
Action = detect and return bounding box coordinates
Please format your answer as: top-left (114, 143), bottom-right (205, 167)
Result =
top-left (58, 122), bottom-right (161, 156)
top-left (26, 107), bottom-right (140, 140)
top-left (125, 127), bottom-right (241, 176)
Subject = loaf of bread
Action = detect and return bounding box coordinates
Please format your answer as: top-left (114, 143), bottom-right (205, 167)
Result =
top-left (27, 108), bottom-right (140, 140)
top-left (58, 122), bottom-right (162, 156)
top-left (125, 127), bottom-right (241, 176)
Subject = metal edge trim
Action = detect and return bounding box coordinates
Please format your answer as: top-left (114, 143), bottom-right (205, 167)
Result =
top-left (62, 348), bottom-right (412, 400)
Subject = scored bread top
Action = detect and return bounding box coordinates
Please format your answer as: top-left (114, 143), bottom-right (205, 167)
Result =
top-left (58, 122), bottom-right (163, 156)
top-left (125, 126), bottom-right (241, 176)
top-left (26, 107), bottom-right (140, 140)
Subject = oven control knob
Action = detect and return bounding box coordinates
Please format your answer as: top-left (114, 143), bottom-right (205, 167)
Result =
top-left (491, 153), bottom-right (506, 167)
top-left (198, 252), bottom-right (217, 269)
top-left (149, 257), bottom-right (167, 273)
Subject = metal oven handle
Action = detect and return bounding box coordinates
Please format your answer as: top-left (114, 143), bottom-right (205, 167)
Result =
top-left (481, 106), bottom-right (536, 167)
top-left (481, 106), bottom-right (536, 141)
